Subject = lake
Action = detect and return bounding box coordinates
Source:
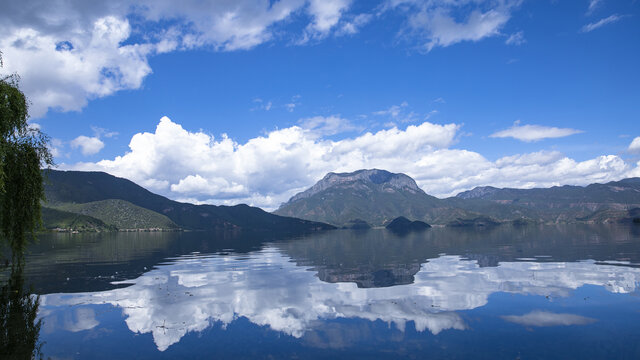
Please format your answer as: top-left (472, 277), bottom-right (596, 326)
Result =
top-left (3, 224), bottom-right (640, 359)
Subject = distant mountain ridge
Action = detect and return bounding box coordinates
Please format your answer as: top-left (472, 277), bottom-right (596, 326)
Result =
top-left (275, 169), bottom-right (640, 226)
top-left (43, 169), bottom-right (334, 233)
top-left (274, 169), bottom-right (474, 227)
top-left (456, 178), bottom-right (640, 204)
top-left (455, 178), bottom-right (640, 221)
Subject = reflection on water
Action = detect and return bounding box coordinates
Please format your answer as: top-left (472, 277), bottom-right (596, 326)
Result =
top-left (0, 261), bottom-right (43, 359)
top-left (40, 249), bottom-right (640, 351)
top-left (6, 225), bottom-right (640, 358)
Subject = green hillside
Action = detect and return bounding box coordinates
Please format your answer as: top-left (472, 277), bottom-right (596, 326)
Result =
top-left (41, 207), bottom-right (117, 232)
top-left (43, 169), bottom-right (335, 233)
top-left (51, 199), bottom-right (179, 230)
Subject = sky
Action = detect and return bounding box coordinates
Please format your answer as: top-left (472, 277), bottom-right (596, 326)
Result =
top-left (1, 0), bottom-right (639, 210)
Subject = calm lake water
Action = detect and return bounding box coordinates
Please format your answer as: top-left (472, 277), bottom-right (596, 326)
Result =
top-left (4, 224), bottom-right (640, 359)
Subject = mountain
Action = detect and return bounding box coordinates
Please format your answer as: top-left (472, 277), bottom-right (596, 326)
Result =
top-left (274, 169), bottom-right (476, 226)
top-left (275, 169), bottom-right (640, 226)
top-left (49, 199), bottom-right (179, 230)
top-left (456, 178), bottom-right (640, 222)
top-left (42, 169), bottom-right (335, 233)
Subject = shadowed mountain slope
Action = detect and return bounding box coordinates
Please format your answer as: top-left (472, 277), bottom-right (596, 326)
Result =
top-left (43, 169), bottom-right (334, 232)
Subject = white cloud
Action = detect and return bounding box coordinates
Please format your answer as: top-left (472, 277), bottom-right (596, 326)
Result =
top-left (0, 0), bottom-right (529, 118)
top-left (387, 0), bottom-right (520, 51)
top-left (305, 0), bottom-right (353, 38)
top-left (374, 101), bottom-right (408, 118)
top-left (0, 16), bottom-right (153, 117)
top-left (336, 13), bottom-right (374, 36)
top-left (251, 99), bottom-right (273, 112)
top-left (49, 138), bottom-right (64, 158)
top-left (581, 14), bottom-right (624, 33)
top-left (70, 135), bottom-right (105, 156)
top-left (587, 0), bottom-right (603, 15)
top-left (91, 126), bottom-right (118, 138)
top-left (63, 116), bottom-right (640, 209)
top-left (490, 122), bottom-right (583, 142)
top-left (505, 31), bottom-right (525, 45)
top-left (502, 311), bottom-right (596, 327)
top-left (171, 175), bottom-right (246, 198)
top-left (0, 0), bottom-right (354, 118)
top-left (628, 137), bottom-right (640, 154)
top-left (373, 101), bottom-right (424, 123)
top-left (299, 115), bottom-right (358, 136)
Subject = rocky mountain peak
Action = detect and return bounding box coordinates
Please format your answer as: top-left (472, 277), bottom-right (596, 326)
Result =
top-left (288, 169), bottom-right (423, 203)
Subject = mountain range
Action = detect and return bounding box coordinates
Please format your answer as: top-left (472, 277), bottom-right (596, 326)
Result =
top-left (41, 168), bottom-right (640, 232)
top-left (275, 169), bottom-right (640, 227)
top-left (274, 170), bottom-right (471, 227)
top-left (41, 169), bottom-right (334, 233)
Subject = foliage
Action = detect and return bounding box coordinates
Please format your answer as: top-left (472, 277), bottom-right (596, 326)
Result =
top-left (40, 207), bottom-right (117, 232)
top-left (0, 52), bottom-right (49, 360)
top-left (51, 199), bottom-right (178, 230)
top-left (0, 54), bottom-right (52, 254)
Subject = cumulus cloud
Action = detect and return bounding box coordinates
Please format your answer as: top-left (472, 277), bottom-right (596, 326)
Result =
top-left (305, 0), bottom-right (353, 39)
top-left (0, 15), bottom-right (153, 117)
top-left (490, 122), bottom-right (583, 142)
top-left (70, 135), bottom-right (105, 156)
top-left (0, 0), bottom-right (353, 118)
top-left (628, 137), bottom-right (640, 154)
top-left (63, 116), bottom-right (640, 209)
top-left (386, 0), bottom-right (520, 51)
top-left (0, 1), bottom-right (530, 117)
top-left (502, 311), bottom-right (596, 327)
top-left (581, 14), bottom-right (624, 33)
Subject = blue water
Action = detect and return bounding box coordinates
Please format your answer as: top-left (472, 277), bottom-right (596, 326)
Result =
top-left (5, 225), bottom-right (640, 359)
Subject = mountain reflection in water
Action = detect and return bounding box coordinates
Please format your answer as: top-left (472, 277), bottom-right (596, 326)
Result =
top-left (41, 243), bottom-right (640, 351)
top-left (9, 224), bottom-right (640, 358)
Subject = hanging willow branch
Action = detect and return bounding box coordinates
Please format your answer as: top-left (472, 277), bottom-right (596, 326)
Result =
top-left (0, 52), bottom-right (53, 255)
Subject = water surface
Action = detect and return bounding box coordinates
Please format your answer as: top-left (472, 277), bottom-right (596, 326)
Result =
top-left (4, 225), bottom-right (640, 359)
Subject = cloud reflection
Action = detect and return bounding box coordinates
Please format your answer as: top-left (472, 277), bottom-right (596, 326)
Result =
top-left (502, 311), bottom-right (597, 327)
top-left (40, 249), bottom-right (640, 351)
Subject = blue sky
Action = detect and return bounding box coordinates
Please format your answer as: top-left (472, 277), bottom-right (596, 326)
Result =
top-left (1, 0), bottom-right (639, 209)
